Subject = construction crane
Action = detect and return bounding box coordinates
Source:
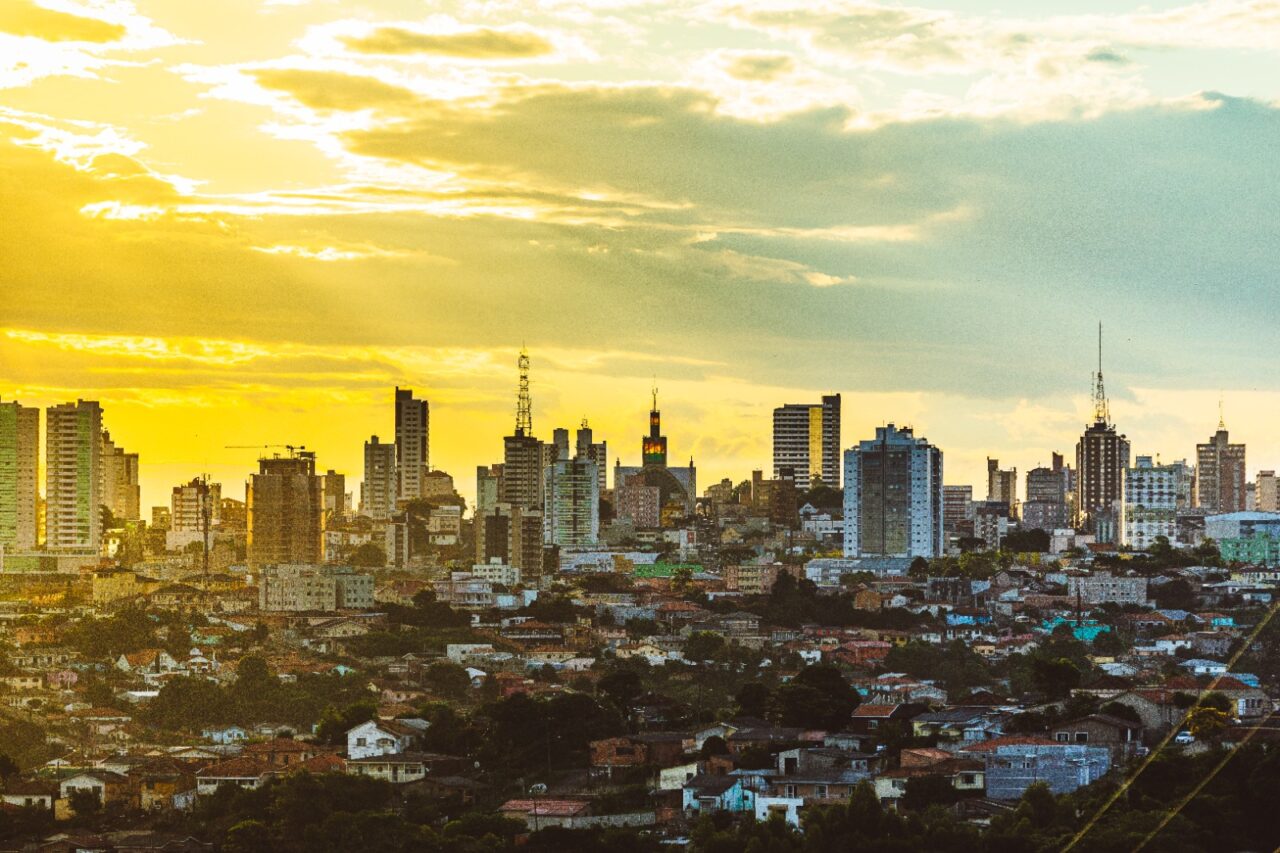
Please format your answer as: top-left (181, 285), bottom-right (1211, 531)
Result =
top-left (225, 444), bottom-right (307, 455)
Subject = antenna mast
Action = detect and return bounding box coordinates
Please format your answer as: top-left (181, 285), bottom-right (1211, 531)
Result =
top-left (1092, 322), bottom-right (1110, 425)
top-left (516, 347), bottom-right (532, 436)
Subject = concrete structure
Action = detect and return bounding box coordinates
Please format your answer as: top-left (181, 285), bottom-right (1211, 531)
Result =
top-left (167, 478), bottom-right (221, 552)
top-left (321, 469), bottom-right (348, 519)
top-left (972, 501), bottom-right (1010, 550)
top-left (942, 485), bottom-right (973, 532)
top-left (502, 434), bottom-right (545, 510)
top-left (1065, 572), bottom-right (1149, 606)
top-left (1196, 426), bottom-right (1246, 514)
top-left (1024, 457), bottom-right (1071, 531)
top-left (394, 387), bottom-right (429, 501)
top-left (360, 435), bottom-right (397, 520)
top-left (976, 741), bottom-right (1110, 800)
top-left (575, 421), bottom-right (609, 492)
top-left (1076, 420), bottom-right (1130, 534)
top-left (0, 400), bottom-right (39, 551)
top-left (1220, 533), bottom-right (1280, 566)
top-left (544, 454), bottom-right (600, 548)
top-left (99, 430), bottom-right (140, 522)
top-left (772, 394), bottom-right (841, 490)
top-left (1204, 511), bottom-right (1280, 542)
top-left (843, 424), bottom-right (943, 559)
top-left (1121, 456), bottom-right (1179, 549)
top-left (45, 400), bottom-right (103, 552)
top-left (247, 452), bottom-right (323, 567)
top-left (257, 564), bottom-right (373, 611)
top-left (987, 458), bottom-right (1018, 519)
top-left (1256, 471), bottom-right (1277, 512)
top-left (614, 389), bottom-right (696, 521)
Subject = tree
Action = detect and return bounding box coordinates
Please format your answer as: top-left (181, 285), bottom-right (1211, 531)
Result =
top-left (683, 632), bottom-right (726, 663)
top-left (424, 661), bottom-right (470, 700)
top-left (901, 775), bottom-right (959, 811)
top-left (597, 668), bottom-right (644, 711)
top-left (735, 682), bottom-right (772, 718)
top-left (700, 735), bottom-right (729, 758)
top-left (772, 664), bottom-right (859, 729)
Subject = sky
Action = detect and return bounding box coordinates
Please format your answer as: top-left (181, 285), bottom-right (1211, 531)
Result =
top-left (3, 0), bottom-right (1280, 513)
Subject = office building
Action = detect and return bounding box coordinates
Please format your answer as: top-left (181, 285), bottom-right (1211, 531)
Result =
top-left (100, 430), bottom-right (140, 522)
top-left (502, 434), bottom-right (545, 509)
top-left (0, 400), bottom-right (39, 551)
top-left (942, 485), bottom-right (973, 532)
top-left (321, 470), bottom-right (348, 519)
top-left (987, 458), bottom-right (1018, 518)
top-left (360, 436), bottom-right (397, 520)
top-left (394, 387), bottom-right (429, 502)
top-left (772, 394), bottom-right (841, 490)
top-left (1121, 456), bottom-right (1179, 549)
top-left (1025, 459), bottom-right (1071, 531)
top-left (46, 400), bottom-right (103, 552)
top-left (168, 478), bottom-right (221, 552)
top-left (842, 424), bottom-right (943, 559)
top-left (1076, 326), bottom-right (1129, 533)
top-left (1196, 424), bottom-right (1246, 514)
top-left (247, 451), bottom-right (324, 567)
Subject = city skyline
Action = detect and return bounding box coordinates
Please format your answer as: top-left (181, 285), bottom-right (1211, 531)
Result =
top-left (5, 1), bottom-right (1280, 514)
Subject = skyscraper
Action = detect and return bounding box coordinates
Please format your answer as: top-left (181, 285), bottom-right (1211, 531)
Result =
top-left (942, 484), bottom-right (973, 532)
top-left (100, 430), bottom-right (140, 522)
top-left (168, 477), bottom-right (221, 552)
top-left (394, 387), bottom-right (429, 502)
top-left (1257, 470), bottom-right (1278, 512)
top-left (843, 424), bottom-right (943, 559)
top-left (247, 450), bottom-right (324, 567)
top-left (772, 394), bottom-right (841, 490)
top-left (544, 453), bottom-right (600, 548)
top-left (642, 384), bottom-right (667, 467)
top-left (46, 400), bottom-right (103, 552)
top-left (360, 436), bottom-right (397, 520)
top-left (1196, 422), bottom-right (1246, 514)
top-left (0, 400), bottom-right (39, 551)
top-left (1024, 460), bottom-right (1071, 531)
top-left (501, 349), bottom-right (545, 511)
top-left (1076, 326), bottom-right (1130, 532)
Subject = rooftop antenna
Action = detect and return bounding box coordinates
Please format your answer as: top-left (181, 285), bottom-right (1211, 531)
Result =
top-left (1092, 322), bottom-right (1110, 425)
top-left (651, 377), bottom-right (658, 412)
top-left (1218, 395), bottom-right (1225, 430)
top-left (516, 347), bottom-right (532, 436)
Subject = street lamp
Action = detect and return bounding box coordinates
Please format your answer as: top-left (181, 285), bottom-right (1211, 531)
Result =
top-left (528, 782), bottom-right (547, 833)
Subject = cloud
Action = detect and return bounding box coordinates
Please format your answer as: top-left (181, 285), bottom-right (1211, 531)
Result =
top-left (724, 52), bottom-right (797, 81)
top-left (0, 1), bottom-right (126, 43)
top-left (253, 68), bottom-right (418, 110)
top-left (341, 26), bottom-right (554, 59)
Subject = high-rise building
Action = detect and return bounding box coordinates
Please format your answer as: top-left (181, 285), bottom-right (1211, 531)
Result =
top-left (0, 401), bottom-right (39, 552)
top-left (247, 451), bottom-right (324, 567)
top-left (772, 394), bottom-right (841, 490)
top-left (1024, 461), bottom-right (1071, 531)
top-left (321, 470), bottom-right (348, 520)
top-left (942, 485), bottom-right (973, 532)
top-left (986, 458), bottom-right (1018, 518)
top-left (360, 436), bottom-right (397, 520)
top-left (1076, 326), bottom-right (1129, 532)
top-left (394, 387), bottom-right (429, 502)
top-left (575, 421), bottom-right (608, 493)
top-left (502, 435), bottom-right (545, 510)
top-left (544, 453), bottom-right (600, 548)
top-left (1257, 471), bottom-right (1278, 512)
top-left (46, 400), bottom-right (103, 552)
top-left (1196, 424), bottom-right (1246, 514)
top-left (168, 478), bottom-right (221, 552)
top-left (99, 430), bottom-right (140, 523)
top-left (1121, 456), bottom-right (1179, 549)
top-left (642, 384), bottom-right (667, 467)
top-left (843, 424), bottom-right (943, 559)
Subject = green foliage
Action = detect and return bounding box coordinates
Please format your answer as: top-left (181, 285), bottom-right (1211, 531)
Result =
top-left (683, 631), bottom-right (726, 663)
top-left (884, 640), bottom-right (993, 692)
top-left (349, 543), bottom-right (386, 568)
top-left (65, 606), bottom-right (160, 659)
top-left (770, 664), bottom-right (859, 729)
top-left (424, 661), bottom-right (471, 700)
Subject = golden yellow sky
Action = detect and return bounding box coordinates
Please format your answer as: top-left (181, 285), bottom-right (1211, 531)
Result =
top-left (4, 0), bottom-right (1280, 511)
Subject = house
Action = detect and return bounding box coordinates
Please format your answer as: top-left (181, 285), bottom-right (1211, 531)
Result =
top-left (136, 759), bottom-right (198, 811)
top-left (345, 752), bottom-right (459, 784)
top-left (0, 778), bottom-right (57, 810)
top-left (242, 738), bottom-right (330, 768)
top-left (847, 703), bottom-right (926, 735)
top-left (201, 725), bottom-right (248, 745)
top-left (346, 719), bottom-right (422, 759)
top-left (682, 774), bottom-right (753, 814)
top-left (755, 770), bottom-right (868, 826)
top-left (116, 649), bottom-right (180, 675)
top-left (499, 798), bottom-right (592, 829)
top-left (195, 758), bottom-right (274, 795)
top-left (73, 708), bottom-right (133, 739)
top-left (874, 758), bottom-right (985, 805)
top-left (59, 771), bottom-right (133, 807)
top-left (1108, 690), bottom-right (1184, 736)
top-left (1048, 714), bottom-right (1144, 761)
